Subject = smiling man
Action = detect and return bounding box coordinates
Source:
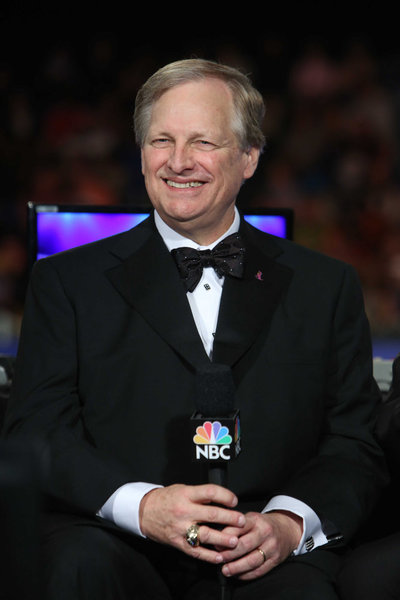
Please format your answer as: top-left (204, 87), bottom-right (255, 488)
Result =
top-left (140, 77), bottom-right (259, 244)
top-left (3, 59), bottom-right (386, 600)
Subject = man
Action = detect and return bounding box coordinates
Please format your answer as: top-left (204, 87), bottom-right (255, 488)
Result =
top-left (3, 59), bottom-right (386, 599)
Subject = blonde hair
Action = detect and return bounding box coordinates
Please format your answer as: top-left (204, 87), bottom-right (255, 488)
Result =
top-left (134, 58), bottom-right (266, 151)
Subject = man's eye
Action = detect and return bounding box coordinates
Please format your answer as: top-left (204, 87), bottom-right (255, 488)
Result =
top-left (195, 140), bottom-right (215, 149)
top-left (151, 139), bottom-right (171, 147)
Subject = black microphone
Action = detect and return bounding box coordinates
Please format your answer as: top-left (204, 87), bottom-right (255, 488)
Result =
top-left (191, 364), bottom-right (240, 600)
top-left (191, 363), bottom-right (241, 487)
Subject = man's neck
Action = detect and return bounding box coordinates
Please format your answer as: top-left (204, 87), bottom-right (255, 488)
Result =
top-left (154, 208), bottom-right (240, 250)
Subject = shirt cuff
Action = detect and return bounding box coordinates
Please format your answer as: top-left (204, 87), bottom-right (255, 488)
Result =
top-left (262, 495), bottom-right (329, 555)
top-left (97, 482), bottom-right (163, 537)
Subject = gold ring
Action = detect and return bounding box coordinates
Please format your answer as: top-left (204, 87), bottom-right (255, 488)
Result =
top-left (185, 524), bottom-right (200, 547)
top-left (257, 547), bottom-right (267, 563)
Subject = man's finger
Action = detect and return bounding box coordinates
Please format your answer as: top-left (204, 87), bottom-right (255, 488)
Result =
top-left (221, 546), bottom-right (278, 579)
top-left (188, 483), bottom-right (239, 508)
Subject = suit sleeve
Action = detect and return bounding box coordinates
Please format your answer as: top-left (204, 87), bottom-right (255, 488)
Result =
top-left (279, 264), bottom-right (388, 543)
top-left (2, 258), bottom-right (135, 516)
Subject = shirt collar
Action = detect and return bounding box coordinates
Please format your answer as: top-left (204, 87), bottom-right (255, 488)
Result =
top-left (154, 207), bottom-right (240, 252)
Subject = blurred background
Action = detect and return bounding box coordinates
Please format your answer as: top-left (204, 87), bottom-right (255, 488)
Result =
top-left (1, 17), bottom-right (400, 359)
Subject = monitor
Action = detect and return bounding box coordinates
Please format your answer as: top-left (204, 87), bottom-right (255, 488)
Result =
top-left (27, 203), bottom-right (294, 267)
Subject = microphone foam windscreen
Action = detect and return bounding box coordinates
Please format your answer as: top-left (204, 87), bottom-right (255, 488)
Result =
top-left (195, 363), bottom-right (235, 417)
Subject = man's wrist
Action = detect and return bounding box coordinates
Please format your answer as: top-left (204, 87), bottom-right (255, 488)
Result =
top-left (98, 482), bottom-right (163, 537)
top-left (267, 509), bottom-right (303, 552)
top-left (262, 495), bottom-right (329, 555)
top-left (138, 487), bottom-right (161, 538)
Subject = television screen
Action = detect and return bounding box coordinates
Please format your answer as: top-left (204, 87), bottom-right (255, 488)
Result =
top-left (27, 203), bottom-right (294, 266)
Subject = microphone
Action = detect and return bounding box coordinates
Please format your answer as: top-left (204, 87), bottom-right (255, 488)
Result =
top-left (191, 363), bottom-right (241, 487)
top-left (191, 364), bottom-right (240, 600)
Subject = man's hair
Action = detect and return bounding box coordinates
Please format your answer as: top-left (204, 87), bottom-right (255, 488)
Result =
top-left (134, 58), bottom-right (266, 151)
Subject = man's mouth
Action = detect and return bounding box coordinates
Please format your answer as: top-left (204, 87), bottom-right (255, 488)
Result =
top-left (165, 180), bottom-right (204, 189)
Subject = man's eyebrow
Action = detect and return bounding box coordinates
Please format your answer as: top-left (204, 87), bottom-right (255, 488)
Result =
top-left (150, 129), bottom-right (211, 138)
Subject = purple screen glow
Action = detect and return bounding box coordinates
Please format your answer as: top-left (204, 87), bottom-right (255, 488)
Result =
top-left (36, 212), bottom-right (149, 260)
top-left (243, 214), bottom-right (286, 238)
top-left (36, 211), bottom-right (288, 261)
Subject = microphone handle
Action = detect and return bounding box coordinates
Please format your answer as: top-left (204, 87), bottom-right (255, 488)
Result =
top-left (207, 464), bottom-right (232, 600)
top-left (208, 464), bottom-right (227, 488)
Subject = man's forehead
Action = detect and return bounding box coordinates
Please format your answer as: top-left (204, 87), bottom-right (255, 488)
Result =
top-left (154, 78), bottom-right (233, 108)
top-left (149, 79), bottom-right (234, 127)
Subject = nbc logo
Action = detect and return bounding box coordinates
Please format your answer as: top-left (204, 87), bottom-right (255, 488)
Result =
top-left (193, 421), bottom-right (232, 445)
top-left (193, 421), bottom-right (234, 461)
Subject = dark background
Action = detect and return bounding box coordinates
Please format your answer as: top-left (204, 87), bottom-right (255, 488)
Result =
top-left (1, 11), bottom-right (400, 358)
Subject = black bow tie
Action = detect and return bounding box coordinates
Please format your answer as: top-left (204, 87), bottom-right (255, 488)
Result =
top-left (171, 233), bottom-right (246, 292)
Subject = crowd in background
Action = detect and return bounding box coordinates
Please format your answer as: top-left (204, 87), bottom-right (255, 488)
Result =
top-left (1, 32), bottom-right (400, 356)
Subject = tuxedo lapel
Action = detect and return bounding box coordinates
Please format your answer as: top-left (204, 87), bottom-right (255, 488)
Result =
top-left (213, 222), bottom-right (293, 366)
top-left (105, 220), bottom-right (210, 369)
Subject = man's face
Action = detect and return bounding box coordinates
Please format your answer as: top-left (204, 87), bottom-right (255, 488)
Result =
top-left (141, 78), bottom-right (259, 244)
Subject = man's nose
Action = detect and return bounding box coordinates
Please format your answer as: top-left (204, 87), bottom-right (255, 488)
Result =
top-left (167, 143), bottom-right (195, 172)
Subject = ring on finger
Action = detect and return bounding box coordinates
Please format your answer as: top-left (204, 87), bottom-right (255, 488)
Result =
top-left (185, 524), bottom-right (200, 547)
top-left (257, 547), bottom-right (267, 563)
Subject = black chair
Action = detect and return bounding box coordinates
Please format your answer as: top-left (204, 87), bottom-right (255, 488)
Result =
top-left (0, 354), bottom-right (15, 432)
top-left (1, 354), bottom-right (42, 600)
top-left (355, 353), bottom-right (400, 545)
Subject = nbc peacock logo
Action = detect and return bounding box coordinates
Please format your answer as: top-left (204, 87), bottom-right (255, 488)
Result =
top-left (193, 421), bottom-right (232, 445)
top-left (193, 420), bottom-right (237, 461)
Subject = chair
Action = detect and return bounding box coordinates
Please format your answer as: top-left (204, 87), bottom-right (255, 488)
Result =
top-left (1, 354), bottom-right (42, 599)
top-left (355, 353), bottom-right (400, 545)
top-left (373, 356), bottom-right (395, 398)
top-left (0, 354), bottom-right (15, 432)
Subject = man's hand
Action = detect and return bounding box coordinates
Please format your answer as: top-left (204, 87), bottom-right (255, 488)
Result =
top-left (139, 484), bottom-right (246, 563)
top-left (216, 510), bottom-right (303, 581)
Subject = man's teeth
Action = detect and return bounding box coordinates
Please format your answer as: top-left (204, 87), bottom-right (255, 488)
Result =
top-left (166, 180), bottom-right (203, 188)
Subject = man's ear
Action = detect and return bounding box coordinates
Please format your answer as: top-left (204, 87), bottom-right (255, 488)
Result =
top-left (243, 147), bottom-right (261, 180)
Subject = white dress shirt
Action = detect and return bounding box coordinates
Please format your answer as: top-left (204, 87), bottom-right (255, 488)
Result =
top-left (98, 209), bottom-right (328, 555)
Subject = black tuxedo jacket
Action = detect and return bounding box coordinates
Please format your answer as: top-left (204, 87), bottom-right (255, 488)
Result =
top-left (3, 213), bottom-right (387, 545)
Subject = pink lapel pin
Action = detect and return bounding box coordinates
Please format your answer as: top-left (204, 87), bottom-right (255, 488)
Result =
top-left (255, 270), bottom-right (263, 281)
